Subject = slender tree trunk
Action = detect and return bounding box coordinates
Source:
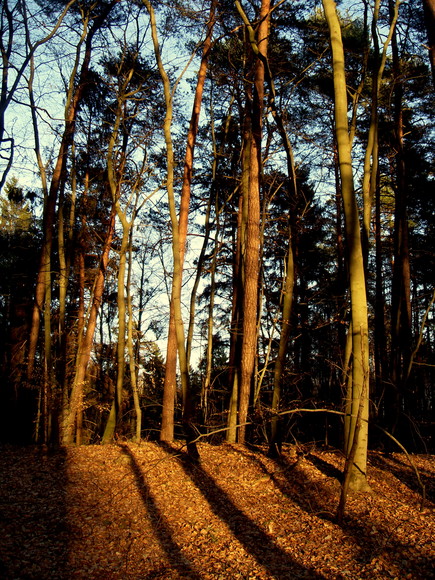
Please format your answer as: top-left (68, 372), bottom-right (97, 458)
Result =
top-left (423, 0), bottom-right (435, 88)
top-left (389, 0), bottom-right (412, 436)
top-left (270, 229), bottom-right (295, 454)
top-left (323, 0), bottom-right (370, 492)
top-left (156, 0), bottom-right (216, 442)
top-left (362, 0), bottom-right (400, 263)
top-left (127, 230), bottom-right (142, 442)
top-left (102, 226), bottom-right (129, 444)
top-left (61, 205), bottom-right (116, 445)
top-left (26, 2), bottom-right (119, 378)
top-left (201, 247), bottom-right (217, 424)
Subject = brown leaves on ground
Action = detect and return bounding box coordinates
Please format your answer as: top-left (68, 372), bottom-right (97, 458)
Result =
top-left (0, 442), bottom-right (434, 580)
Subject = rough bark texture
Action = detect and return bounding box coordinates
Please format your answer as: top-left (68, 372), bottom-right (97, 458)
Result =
top-left (236, 0), bottom-right (270, 445)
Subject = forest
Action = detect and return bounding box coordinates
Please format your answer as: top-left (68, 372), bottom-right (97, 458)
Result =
top-left (0, 0), bottom-right (434, 488)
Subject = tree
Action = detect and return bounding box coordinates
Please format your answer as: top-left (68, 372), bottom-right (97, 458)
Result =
top-left (423, 0), bottom-right (435, 87)
top-left (160, 0), bottom-right (217, 443)
top-left (229, 0), bottom-right (270, 445)
top-left (26, 0), bottom-right (121, 385)
top-left (322, 0), bottom-right (370, 493)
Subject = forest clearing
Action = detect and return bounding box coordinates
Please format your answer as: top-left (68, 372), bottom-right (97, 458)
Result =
top-left (0, 442), bottom-right (434, 580)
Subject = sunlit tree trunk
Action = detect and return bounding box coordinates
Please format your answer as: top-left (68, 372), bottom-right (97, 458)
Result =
top-left (155, 0), bottom-right (216, 442)
top-left (423, 0), bottom-right (435, 87)
top-left (235, 0), bottom-right (270, 445)
top-left (323, 0), bottom-right (370, 492)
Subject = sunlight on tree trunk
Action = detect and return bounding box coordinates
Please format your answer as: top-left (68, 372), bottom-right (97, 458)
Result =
top-left (423, 0), bottom-right (435, 87)
top-left (147, 0), bottom-right (216, 444)
top-left (235, 0), bottom-right (270, 445)
top-left (323, 0), bottom-right (370, 493)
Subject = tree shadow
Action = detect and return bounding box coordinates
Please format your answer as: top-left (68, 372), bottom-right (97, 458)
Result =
top-left (159, 442), bottom-right (324, 579)
top-left (0, 445), bottom-right (69, 579)
top-left (368, 452), bottom-right (434, 504)
top-left (234, 446), bottom-right (435, 579)
top-left (305, 453), bottom-right (343, 482)
top-left (119, 443), bottom-right (202, 580)
top-left (233, 446), bottom-right (339, 521)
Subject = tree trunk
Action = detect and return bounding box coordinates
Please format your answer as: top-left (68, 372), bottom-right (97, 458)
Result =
top-left (227, 194), bottom-right (244, 443)
top-left (389, 0), bottom-right (412, 437)
top-left (158, 0), bottom-right (216, 442)
top-left (102, 225), bottom-right (128, 444)
top-left (236, 0), bottom-right (270, 445)
top-left (61, 205), bottom-right (116, 445)
top-left (323, 0), bottom-right (370, 492)
top-left (423, 0), bottom-right (435, 88)
top-left (127, 230), bottom-right (142, 442)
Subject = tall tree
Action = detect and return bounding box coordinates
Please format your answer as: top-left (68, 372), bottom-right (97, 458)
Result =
top-left (423, 0), bottom-right (435, 87)
top-left (233, 0), bottom-right (270, 445)
top-left (160, 0), bottom-right (217, 442)
top-left (388, 0), bottom-right (413, 439)
top-left (322, 0), bottom-right (370, 493)
top-left (26, 0), bottom-right (120, 381)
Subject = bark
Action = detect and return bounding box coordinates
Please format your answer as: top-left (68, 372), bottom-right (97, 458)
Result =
top-left (62, 205), bottom-right (116, 445)
top-left (26, 1), bottom-right (119, 379)
top-left (323, 0), bottom-right (370, 492)
top-left (389, 0), bottom-right (412, 436)
top-left (235, 0), bottom-right (270, 445)
top-left (157, 0), bottom-right (216, 442)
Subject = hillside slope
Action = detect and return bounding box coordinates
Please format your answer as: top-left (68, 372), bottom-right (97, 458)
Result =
top-left (0, 442), bottom-right (434, 579)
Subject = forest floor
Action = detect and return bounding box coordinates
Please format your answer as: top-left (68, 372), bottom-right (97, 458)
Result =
top-left (0, 441), bottom-right (434, 580)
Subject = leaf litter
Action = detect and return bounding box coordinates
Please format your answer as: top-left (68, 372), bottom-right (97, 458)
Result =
top-left (0, 442), bottom-right (434, 579)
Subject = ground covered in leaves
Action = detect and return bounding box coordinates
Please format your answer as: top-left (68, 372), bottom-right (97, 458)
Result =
top-left (0, 442), bottom-right (434, 580)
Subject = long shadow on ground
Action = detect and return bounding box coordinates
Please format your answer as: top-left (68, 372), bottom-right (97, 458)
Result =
top-left (119, 444), bottom-right (202, 580)
top-left (236, 446), bottom-right (435, 580)
top-left (234, 446), bottom-right (339, 521)
top-left (159, 442), bottom-right (324, 580)
top-left (368, 452), bottom-right (434, 504)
